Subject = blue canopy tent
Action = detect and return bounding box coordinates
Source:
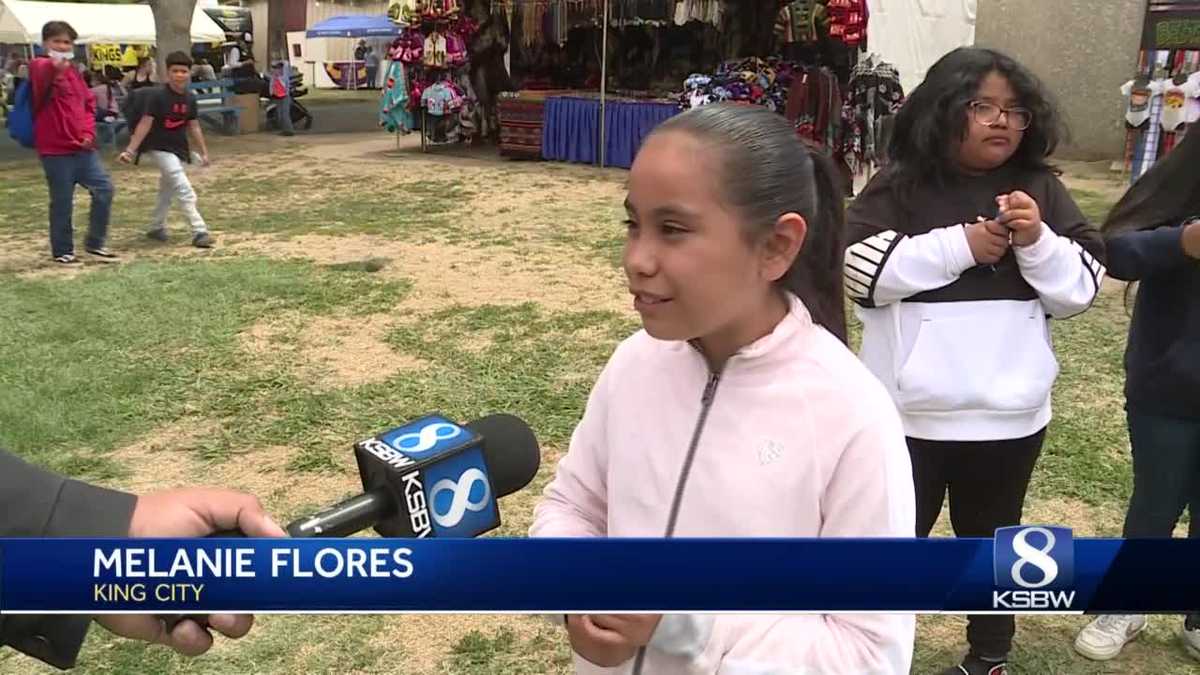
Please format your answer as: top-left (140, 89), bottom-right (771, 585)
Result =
top-left (305, 15), bottom-right (401, 89)
top-left (305, 15), bottom-right (401, 39)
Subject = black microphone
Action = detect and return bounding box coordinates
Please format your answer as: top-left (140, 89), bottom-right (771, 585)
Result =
top-left (162, 414), bottom-right (539, 631)
top-left (286, 413), bottom-right (540, 538)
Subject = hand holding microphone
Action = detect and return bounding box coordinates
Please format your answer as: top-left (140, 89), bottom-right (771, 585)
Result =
top-left (113, 487), bottom-right (285, 655)
top-left (158, 413), bottom-right (540, 637)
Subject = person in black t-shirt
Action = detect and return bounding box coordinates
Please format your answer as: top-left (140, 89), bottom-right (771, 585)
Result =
top-left (119, 51), bottom-right (214, 248)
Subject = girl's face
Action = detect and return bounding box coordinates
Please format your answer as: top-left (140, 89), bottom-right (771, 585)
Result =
top-left (623, 132), bottom-right (798, 354)
top-left (957, 71), bottom-right (1027, 173)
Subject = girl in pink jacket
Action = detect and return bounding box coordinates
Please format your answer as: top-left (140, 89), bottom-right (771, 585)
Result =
top-left (531, 104), bottom-right (917, 675)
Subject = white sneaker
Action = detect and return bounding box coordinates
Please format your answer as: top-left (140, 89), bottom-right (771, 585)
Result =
top-left (1183, 614), bottom-right (1200, 661)
top-left (1074, 614), bottom-right (1147, 660)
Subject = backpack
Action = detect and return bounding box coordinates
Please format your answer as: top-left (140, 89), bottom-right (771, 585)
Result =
top-left (120, 86), bottom-right (159, 134)
top-left (7, 75), bottom-right (53, 149)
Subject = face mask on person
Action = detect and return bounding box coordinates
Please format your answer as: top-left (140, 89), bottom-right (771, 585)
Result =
top-left (48, 49), bottom-right (74, 61)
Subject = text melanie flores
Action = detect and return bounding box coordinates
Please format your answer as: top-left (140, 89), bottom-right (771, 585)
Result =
top-left (94, 546), bottom-right (416, 579)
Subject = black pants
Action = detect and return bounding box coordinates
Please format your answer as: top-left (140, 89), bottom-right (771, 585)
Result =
top-left (1122, 410), bottom-right (1200, 539)
top-left (908, 428), bottom-right (1046, 659)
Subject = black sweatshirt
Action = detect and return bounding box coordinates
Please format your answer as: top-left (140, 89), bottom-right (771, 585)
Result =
top-left (1106, 218), bottom-right (1200, 420)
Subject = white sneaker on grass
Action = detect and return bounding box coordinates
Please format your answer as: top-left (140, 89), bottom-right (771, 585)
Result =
top-left (1183, 614), bottom-right (1200, 661)
top-left (1074, 614), bottom-right (1147, 660)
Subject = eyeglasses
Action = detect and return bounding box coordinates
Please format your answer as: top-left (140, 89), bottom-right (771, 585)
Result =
top-left (968, 101), bottom-right (1033, 131)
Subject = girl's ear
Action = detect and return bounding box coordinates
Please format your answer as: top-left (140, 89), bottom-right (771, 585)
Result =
top-left (761, 213), bottom-right (807, 283)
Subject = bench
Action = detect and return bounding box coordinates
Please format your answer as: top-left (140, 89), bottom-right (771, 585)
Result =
top-left (95, 117), bottom-right (127, 147)
top-left (188, 79), bottom-right (241, 135)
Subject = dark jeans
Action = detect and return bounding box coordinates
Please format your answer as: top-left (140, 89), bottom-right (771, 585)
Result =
top-left (40, 151), bottom-right (114, 258)
top-left (278, 95), bottom-right (294, 133)
top-left (1122, 410), bottom-right (1200, 539)
top-left (909, 428), bottom-right (1046, 659)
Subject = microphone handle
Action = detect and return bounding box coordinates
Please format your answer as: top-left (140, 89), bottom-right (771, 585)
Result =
top-left (285, 489), bottom-right (392, 538)
top-left (161, 491), bottom-right (391, 630)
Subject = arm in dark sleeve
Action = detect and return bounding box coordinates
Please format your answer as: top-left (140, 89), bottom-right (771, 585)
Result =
top-left (1105, 220), bottom-right (1194, 281)
top-left (0, 450), bottom-right (137, 670)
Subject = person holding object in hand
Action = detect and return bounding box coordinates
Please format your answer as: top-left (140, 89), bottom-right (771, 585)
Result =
top-left (965, 216), bottom-right (1012, 264)
top-left (844, 47), bottom-right (1105, 675)
top-left (28, 21), bottom-right (118, 265)
top-left (119, 51), bottom-right (215, 249)
top-left (996, 190), bottom-right (1045, 247)
top-left (0, 448), bottom-right (285, 669)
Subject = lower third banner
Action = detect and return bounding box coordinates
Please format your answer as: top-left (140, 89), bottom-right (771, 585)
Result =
top-left (1, 528), bottom-right (1198, 614)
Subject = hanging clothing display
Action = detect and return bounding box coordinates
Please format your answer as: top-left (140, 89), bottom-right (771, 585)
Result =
top-left (680, 57), bottom-right (849, 156)
top-left (840, 55), bottom-right (904, 173)
top-left (826, 0), bottom-right (868, 47)
top-left (615, 0), bottom-right (673, 22)
top-left (1120, 46), bottom-right (1199, 179)
top-left (1122, 77), bottom-right (1164, 128)
top-left (776, 0), bottom-right (827, 46)
top-left (394, 0), bottom-right (462, 23)
top-left (673, 0), bottom-right (723, 26)
top-left (380, 61), bottom-right (414, 134)
top-left (424, 31), bottom-right (449, 68)
top-left (785, 66), bottom-right (843, 150)
top-left (422, 80), bottom-right (464, 116)
top-left (1158, 73), bottom-right (1200, 132)
top-left (384, 14), bottom-right (482, 146)
top-left (679, 58), bottom-right (797, 114)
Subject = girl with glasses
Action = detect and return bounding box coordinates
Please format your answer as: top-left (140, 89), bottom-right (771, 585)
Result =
top-left (843, 47), bottom-right (1106, 675)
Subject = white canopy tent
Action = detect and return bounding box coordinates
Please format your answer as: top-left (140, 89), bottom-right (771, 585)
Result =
top-left (0, 0), bottom-right (225, 45)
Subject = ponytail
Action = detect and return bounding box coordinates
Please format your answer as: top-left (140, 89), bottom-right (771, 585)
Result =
top-left (781, 150), bottom-right (848, 343)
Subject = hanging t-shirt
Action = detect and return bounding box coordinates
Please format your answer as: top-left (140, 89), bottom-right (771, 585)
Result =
top-left (421, 82), bottom-right (455, 116)
top-left (1121, 78), bottom-right (1164, 128)
top-left (1184, 71), bottom-right (1200, 125)
top-left (1158, 76), bottom-right (1200, 131)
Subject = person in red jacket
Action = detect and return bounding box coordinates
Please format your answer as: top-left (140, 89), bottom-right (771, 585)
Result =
top-left (29, 21), bottom-right (118, 265)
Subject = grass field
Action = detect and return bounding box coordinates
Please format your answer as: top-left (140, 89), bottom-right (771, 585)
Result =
top-left (0, 133), bottom-right (1195, 674)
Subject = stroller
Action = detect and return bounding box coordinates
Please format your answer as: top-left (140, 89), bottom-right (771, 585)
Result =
top-left (265, 68), bottom-right (313, 131)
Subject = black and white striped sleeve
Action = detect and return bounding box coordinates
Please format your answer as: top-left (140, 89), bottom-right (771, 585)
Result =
top-left (844, 225), bottom-right (979, 308)
top-left (844, 231), bottom-right (900, 308)
top-left (1013, 222), bottom-right (1107, 318)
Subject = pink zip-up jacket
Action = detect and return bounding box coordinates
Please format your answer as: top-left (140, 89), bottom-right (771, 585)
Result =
top-left (531, 295), bottom-right (916, 675)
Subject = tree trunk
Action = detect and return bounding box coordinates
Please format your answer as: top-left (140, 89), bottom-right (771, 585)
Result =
top-left (149, 0), bottom-right (198, 76)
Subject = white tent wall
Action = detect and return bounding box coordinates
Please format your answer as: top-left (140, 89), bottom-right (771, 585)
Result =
top-left (864, 0), bottom-right (977, 94)
top-left (288, 29), bottom-right (339, 89)
top-left (0, 0), bottom-right (225, 45)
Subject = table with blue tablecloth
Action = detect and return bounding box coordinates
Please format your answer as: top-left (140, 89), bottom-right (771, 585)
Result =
top-left (541, 95), bottom-right (681, 169)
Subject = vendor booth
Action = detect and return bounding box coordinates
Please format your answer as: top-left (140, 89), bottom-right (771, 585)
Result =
top-left (493, 0), bottom-right (893, 173)
top-left (303, 15), bottom-right (401, 89)
top-left (376, 0), bottom-right (941, 179)
top-left (1121, 0), bottom-right (1200, 180)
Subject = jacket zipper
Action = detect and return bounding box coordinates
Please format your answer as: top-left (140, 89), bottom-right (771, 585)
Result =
top-left (632, 370), bottom-right (723, 675)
